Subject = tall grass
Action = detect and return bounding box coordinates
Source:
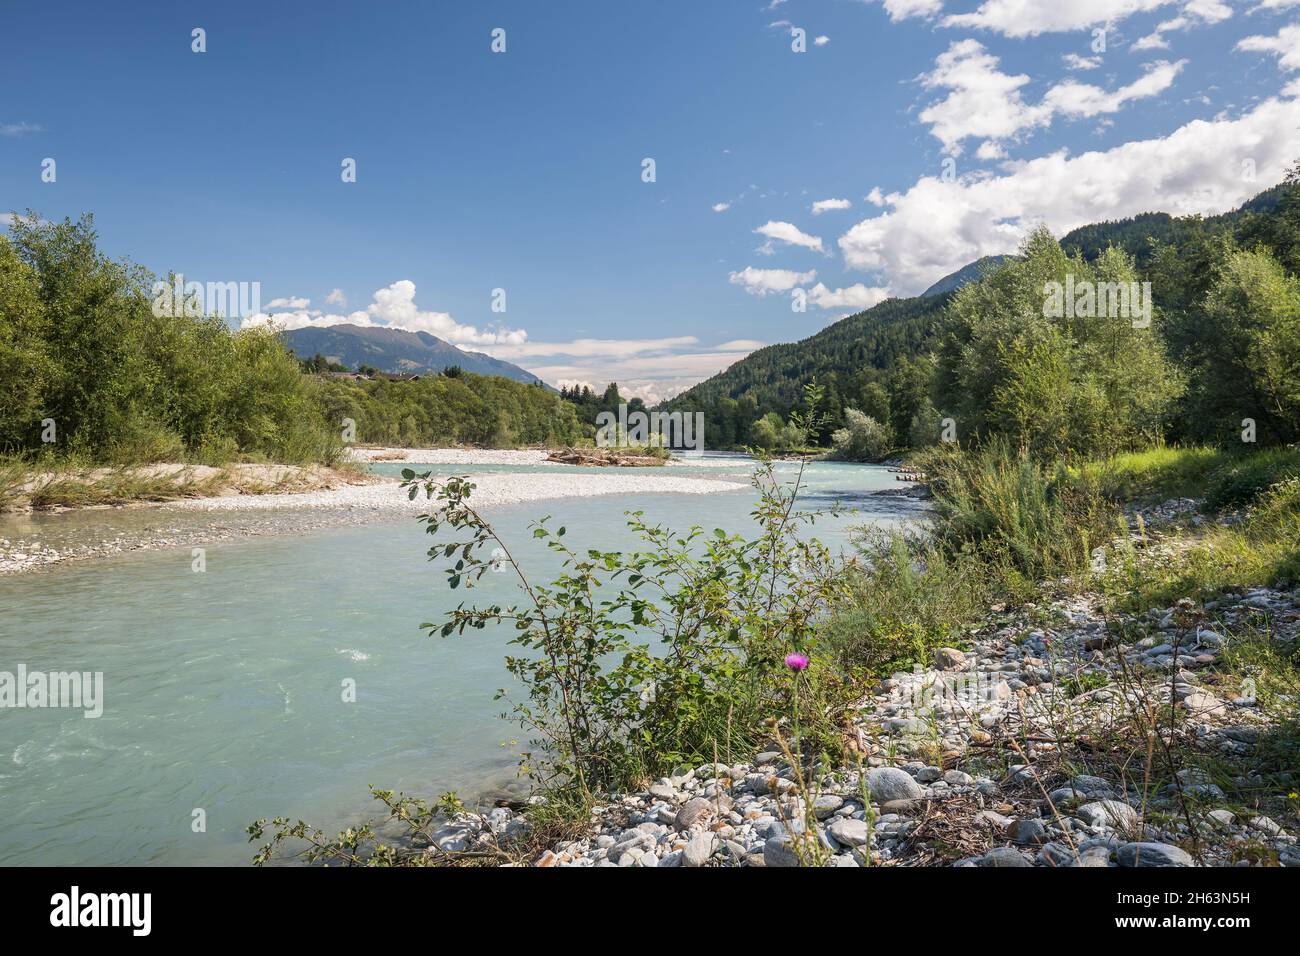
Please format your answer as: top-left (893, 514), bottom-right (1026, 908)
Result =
top-left (1103, 477), bottom-right (1300, 611)
top-left (1073, 444), bottom-right (1300, 511)
top-left (823, 441), bottom-right (1115, 675)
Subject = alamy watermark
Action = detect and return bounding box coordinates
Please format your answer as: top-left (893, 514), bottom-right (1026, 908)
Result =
top-left (0, 664), bottom-right (104, 718)
top-left (1043, 275), bottom-right (1152, 329)
top-left (151, 274), bottom-right (261, 319)
top-left (595, 404), bottom-right (705, 457)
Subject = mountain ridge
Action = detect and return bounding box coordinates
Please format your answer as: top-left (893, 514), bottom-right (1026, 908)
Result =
top-left (281, 324), bottom-right (545, 386)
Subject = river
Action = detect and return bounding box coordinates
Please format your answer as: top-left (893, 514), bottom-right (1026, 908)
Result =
top-left (0, 454), bottom-right (926, 865)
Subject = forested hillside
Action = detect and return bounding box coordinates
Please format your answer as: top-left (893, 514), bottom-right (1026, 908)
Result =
top-left (669, 177), bottom-right (1300, 456)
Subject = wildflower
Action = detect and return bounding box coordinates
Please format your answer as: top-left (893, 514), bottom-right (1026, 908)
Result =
top-left (784, 652), bottom-right (809, 672)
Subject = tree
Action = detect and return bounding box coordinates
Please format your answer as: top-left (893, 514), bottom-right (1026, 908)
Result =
top-left (936, 227), bottom-right (1182, 458)
top-left (830, 409), bottom-right (891, 461)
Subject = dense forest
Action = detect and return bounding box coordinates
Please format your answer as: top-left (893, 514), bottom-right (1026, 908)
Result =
top-left (669, 175), bottom-right (1300, 458)
top-left (0, 214), bottom-right (583, 463)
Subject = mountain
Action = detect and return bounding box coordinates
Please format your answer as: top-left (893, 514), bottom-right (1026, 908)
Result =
top-left (281, 324), bottom-right (544, 385)
top-left (921, 255), bottom-right (1011, 297)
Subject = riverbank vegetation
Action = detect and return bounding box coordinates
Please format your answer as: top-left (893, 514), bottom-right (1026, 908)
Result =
top-left (0, 212), bottom-right (587, 508)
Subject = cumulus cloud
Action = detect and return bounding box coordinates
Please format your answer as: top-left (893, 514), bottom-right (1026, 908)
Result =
top-left (942, 0), bottom-right (1176, 38)
top-left (811, 198), bottom-right (852, 215)
top-left (919, 40), bottom-right (1185, 155)
top-left (814, 35), bottom-right (830, 46)
top-left (241, 279), bottom-right (526, 346)
top-left (729, 266), bottom-right (818, 295)
top-left (1238, 24), bottom-right (1300, 74)
top-left (805, 282), bottom-right (892, 310)
top-left (1043, 59), bottom-right (1187, 116)
top-left (839, 95), bottom-right (1300, 295)
top-left (324, 288), bottom-right (347, 306)
top-left (866, 0), bottom-right (945, 21)
top-left (711, 202), bottom-right (731, 212)
top-left (866, 187), bottom-right (886, 206)
top-left (754, 220), bottom-right (826, 254)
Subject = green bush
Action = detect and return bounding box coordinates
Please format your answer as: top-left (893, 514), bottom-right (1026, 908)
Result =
top-left (829, 408), bottom-right (891, 462)
top-left (401, 464), bottom-right (855, 796)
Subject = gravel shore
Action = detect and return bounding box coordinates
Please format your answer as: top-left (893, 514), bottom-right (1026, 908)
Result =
top-left (0, 454), bottom-right (746, 575)
top-left (167, 472), bottom-right (743, 513)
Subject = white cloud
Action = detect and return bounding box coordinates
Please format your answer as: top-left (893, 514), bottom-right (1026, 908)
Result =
top-left (1134, 0), bottom-right (1233, 50)
top-left (754, 220), bottom-right (826, 253)
top-left (814, 35), bottom-right (830, 46)
top-left (324, 288), bottom-right (347, 306)
top-left (805, 282), bottom-right (893, 310)
top-left (489, 337), bottom-right (766, 406)
top-left (866, 187), bottom-right (886, 206)
top-left (866, 0), bottom-right (945, 21)
top-left (839, 95), bottom-right (1300, 295)
top-left (1238, 24), bottom-right (1300, 73)
top-left (942, 0), bottom-right (1176, 38)
top-left (1063, 54), bottom-right (1103, 70)
top-left (712, 201), bottom-right (731, 212)
top-left (918, 40), bottom-right (1185, 155)
top-left (1253, 0), bottom-right (1300, 9)
top-left (241, 279), bottom-right (526, 346)
top-left (1042, 59), bottom-right (1187, 116)
top-left (265, 296), bottom-right (310, 309)
top-left (728, 266), bottom-right (818, 295)
top-left (811, 198), bottom-right (852, 215)
top-left (0, 121), bottom-right (43, 137)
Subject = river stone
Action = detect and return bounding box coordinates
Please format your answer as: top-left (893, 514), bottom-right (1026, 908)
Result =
top-left (935, 647), bottom-right (967, 670)
top-left (978, 847), bottom-right (1032, 867)
top-left (1067, 774), bottom-right (1115, 796)
top-left (881, 798), bottom-right (918, 814)
top-left (1180, 691), bottom-right (1226, 718)
top-left (675, 797), bottom-right (716, 830)
top-left (682, 832), bottom-right (715, 867)
top-left (763, 835), bottom-right (801, 867)
top-left (1071, 846), bottom-right (1113, 867)
top-left (1077, 800), bottom-right (1139, 831)
top-left (828, 818), bottom-right (871, 847)
top-left (813, 795), bottom-right (845, 819)
top-left (1117, 842), bottom-right (1195, 867)
top-left (1007, 818), bottom-right (1049, 845)
top-left (867, 767), bottom-right (924, 802)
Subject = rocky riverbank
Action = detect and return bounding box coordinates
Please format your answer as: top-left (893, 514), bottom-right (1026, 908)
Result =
top-left (0, 451), bottom-right (747, 575)
top-left (422, 500), bottom-right (1300, 868)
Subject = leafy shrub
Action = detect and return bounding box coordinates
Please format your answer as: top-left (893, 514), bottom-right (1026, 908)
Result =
top-left (400, 463), bottom-right (854, 796)
top-left (829, 409), bottom-right (891, 462)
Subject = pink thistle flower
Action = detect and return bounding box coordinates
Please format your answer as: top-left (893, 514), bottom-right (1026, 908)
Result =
top-left (784, 652), bottom-right (809, 672)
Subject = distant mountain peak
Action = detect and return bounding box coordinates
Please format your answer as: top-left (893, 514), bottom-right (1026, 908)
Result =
top-left (281, 324), bottom-right (546, 386)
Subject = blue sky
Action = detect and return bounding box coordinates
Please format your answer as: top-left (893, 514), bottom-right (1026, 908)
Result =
top-left (3, 0), bottom-right (1299, 401)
